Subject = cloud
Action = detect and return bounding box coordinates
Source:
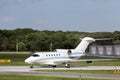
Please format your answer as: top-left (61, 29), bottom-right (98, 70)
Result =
top-left (0, 17), bottom-right (16, 23)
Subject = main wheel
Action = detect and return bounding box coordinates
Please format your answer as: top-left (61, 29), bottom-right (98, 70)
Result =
top-left (30, 65), bottom-right (33, 68)
top-left (65, 64), bottom-right (70, 68)
top-left (52, 65), bottom-right (57, 68)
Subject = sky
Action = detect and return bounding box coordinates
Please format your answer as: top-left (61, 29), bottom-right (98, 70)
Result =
top-left (0, 0), bottom-right (120, 32)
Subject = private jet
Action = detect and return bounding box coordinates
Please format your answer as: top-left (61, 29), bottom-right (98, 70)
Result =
top-left (25, 37), bottom-right (111, 68)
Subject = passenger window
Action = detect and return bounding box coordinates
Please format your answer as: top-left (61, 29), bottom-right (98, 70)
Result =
top-left (56, 54), bottom-right (58, 56)
top-left (32, 54), bottom-right (39, 57)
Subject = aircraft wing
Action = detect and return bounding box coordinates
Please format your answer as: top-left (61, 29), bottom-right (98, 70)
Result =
top-left (54, 59), bottom-right (113, 63)
top-left (70, 59), bottom-right (113, 62)
top-left (53, 58), bottom-right (72, 64)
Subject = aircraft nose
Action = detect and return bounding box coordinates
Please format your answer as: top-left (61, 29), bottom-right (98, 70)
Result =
top-left (25, 58), bottom-right (32, 64)
top-left (25, 59), bottom-right (29, 63)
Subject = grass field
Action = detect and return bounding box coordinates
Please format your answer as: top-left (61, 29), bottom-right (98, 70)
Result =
top-left (0, 53), bottom-right (30, 66)
top-left (0, 74), bottom-right (108, 80)
top-left (0, 53), bottom-right (120, 66)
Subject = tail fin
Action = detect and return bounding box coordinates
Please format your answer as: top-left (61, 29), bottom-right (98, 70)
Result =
top-left (75, 37), bottom-right (95, 52)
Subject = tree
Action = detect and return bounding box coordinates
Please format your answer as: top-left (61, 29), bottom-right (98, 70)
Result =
top-left (1, 37), bottom-right (10, 51)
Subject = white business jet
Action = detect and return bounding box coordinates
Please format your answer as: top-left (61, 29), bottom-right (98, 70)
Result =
top-left (25, 37), bottom-right (110, 68)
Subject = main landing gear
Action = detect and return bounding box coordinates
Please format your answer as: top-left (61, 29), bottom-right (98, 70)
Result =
top-left (48, 65), bottom-right (57, 68)
top-left (65, 63), bottom-right (70, 68)
top-left (52, 65), bottom-right (57, 68)
top-left (29, 64), bottom-right (70, 68)
top-left (30, 64), bottom-right (33, 68)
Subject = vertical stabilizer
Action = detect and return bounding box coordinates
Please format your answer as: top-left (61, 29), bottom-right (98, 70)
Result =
top-left (75, 37), bottom-right (95, 52)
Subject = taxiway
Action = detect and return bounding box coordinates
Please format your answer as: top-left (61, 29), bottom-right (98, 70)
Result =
top-left (0, 66), bottom-right (120, 80)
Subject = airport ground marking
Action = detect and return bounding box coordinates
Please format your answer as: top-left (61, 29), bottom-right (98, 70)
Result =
top-left (0, 59), bottom-right (11, 63)
top-left (114, 69), bottom-right (120, 74)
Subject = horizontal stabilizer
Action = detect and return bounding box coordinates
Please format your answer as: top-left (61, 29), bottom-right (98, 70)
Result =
top-left (95, 38), bottom-right (113, 41)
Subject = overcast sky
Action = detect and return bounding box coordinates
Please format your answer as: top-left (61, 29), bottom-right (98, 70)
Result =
top-left (0, 0), bottom-right (120, 32)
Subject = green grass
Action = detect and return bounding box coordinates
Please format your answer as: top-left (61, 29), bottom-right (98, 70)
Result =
top-left (0, 74), bottom-right (108, 80)
top-left (37, 70), bottom-right (118, 74)
top-left (0, 53), bottom-right (120, 66)
top-left (0, 53), bottom-right (30, 61)
top-left (0, 53), bottom-right (30, 66)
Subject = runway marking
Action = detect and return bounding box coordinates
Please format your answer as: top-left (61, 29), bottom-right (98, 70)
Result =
top-left (114, 69), bottom-right (120, 74)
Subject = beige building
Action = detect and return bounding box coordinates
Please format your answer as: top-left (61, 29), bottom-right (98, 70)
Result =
top-left (89, 45), bottom-right (120, 56)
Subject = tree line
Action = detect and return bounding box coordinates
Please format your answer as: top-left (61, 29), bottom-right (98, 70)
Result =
top-left (0, 28), bottom-right (120, 51)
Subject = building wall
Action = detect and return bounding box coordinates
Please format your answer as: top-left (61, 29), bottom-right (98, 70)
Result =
top-left (89, 45), bottom-right (120, 56)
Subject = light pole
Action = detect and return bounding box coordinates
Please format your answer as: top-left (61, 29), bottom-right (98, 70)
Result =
top-left (16, 39), bottom-right (25, 52)
top-left (16, 39), bottom-right (18, 52)
top-left (50, 41), bottom-right (53, 51)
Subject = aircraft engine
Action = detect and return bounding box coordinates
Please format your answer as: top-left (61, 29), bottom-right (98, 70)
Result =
top-left (67, 49), bottom-right (72, 56)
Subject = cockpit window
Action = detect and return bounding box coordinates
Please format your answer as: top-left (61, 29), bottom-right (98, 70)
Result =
top-left (32, 54), bottom-right (39, 57)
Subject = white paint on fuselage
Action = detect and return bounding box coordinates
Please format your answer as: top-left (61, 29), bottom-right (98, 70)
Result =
top-left (56, 49), bottom-right (85, 59)
top-left (25, 51), bottom-right (85, 65)
top-left (25, 52), bottom-right (70, 65)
